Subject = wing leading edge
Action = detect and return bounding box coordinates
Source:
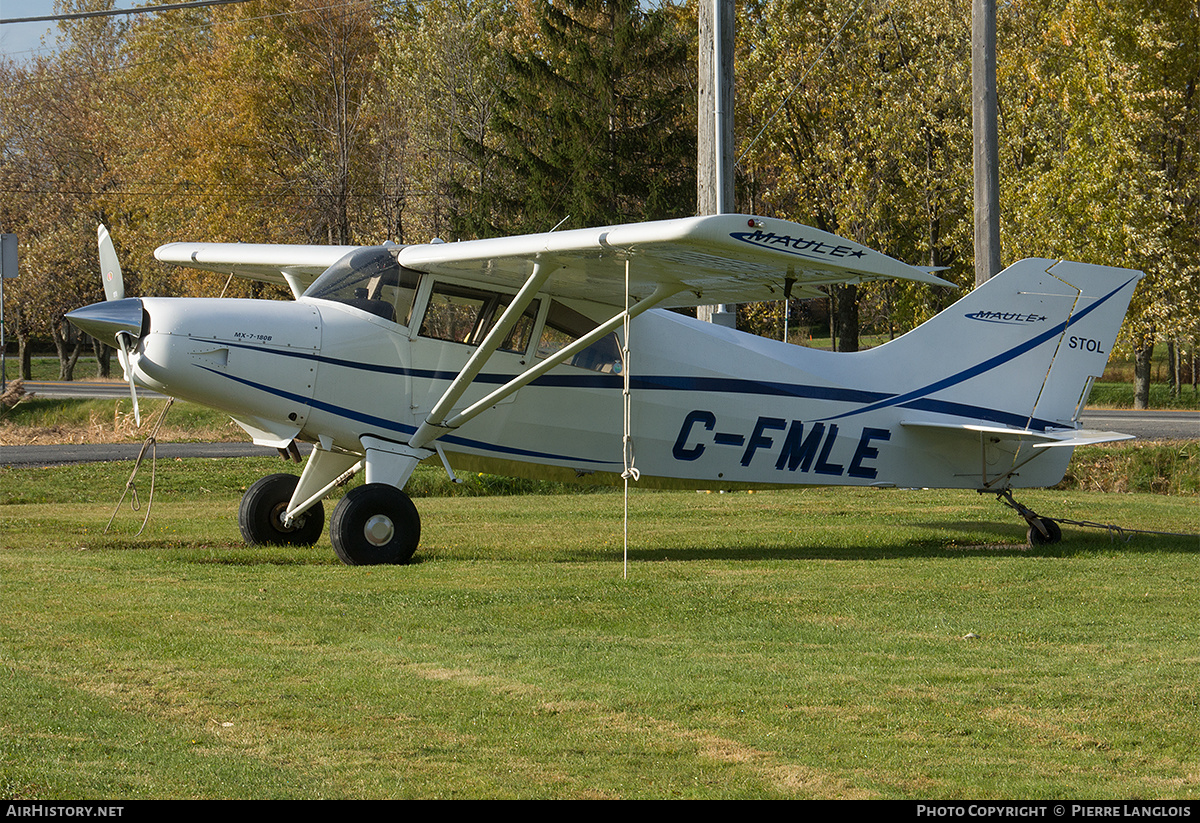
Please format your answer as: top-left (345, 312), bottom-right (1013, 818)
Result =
top-left (154, 242), bottom-right (360, 297)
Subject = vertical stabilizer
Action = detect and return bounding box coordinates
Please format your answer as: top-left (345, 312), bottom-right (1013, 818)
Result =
top-left (859, 258), bottom-right (1142, 433)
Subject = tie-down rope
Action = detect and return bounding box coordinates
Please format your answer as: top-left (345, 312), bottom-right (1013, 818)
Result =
top-left (106, 396), bottom-right (175, 536)
top-left (621, 260), bottom-right (639, 579)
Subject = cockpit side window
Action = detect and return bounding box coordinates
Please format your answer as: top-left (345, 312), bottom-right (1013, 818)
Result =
top-left (304, 247), bottom-right (419, 326)
top-left (536, 301), bottom-right (622, 373)
top-left (419, 282), bottom-right (540, 354)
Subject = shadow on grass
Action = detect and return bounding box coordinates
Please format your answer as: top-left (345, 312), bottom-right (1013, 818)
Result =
top-left (82, 537), bottom-right (339, 565)
top-left (83, 519), bottom-right (1198, 568)
top-left (583, 522), bottom-right (1200, 563)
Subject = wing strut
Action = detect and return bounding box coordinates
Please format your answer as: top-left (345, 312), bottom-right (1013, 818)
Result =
top-left (407, 280), bottom-right (683, 452)
top-left (408, 261), bottom-right (556, 450)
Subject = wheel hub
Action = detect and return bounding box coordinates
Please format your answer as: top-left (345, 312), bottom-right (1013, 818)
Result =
top-left (363, 514), bottom-right (395, 546)
top-left (270, 502), bottom-right (298, 533)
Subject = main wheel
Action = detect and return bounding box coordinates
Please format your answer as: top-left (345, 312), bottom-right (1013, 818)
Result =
top-left (330, 483), bottom-right (421, 566)
top-left (1026, 517), bottom-right (1062, 547)
top-left (239, 473), bottom-right (325, 546)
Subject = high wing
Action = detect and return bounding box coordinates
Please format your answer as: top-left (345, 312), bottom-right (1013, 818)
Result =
top-left (397, 214), bottom-right (955, 308)
top-left (154, 242), bottom-right (360, 298)
top-left (155, 215), bottom-right (953, 307)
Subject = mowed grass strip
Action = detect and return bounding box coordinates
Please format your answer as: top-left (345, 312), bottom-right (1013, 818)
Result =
top-left (1, 459), bottom-right (1198, 799)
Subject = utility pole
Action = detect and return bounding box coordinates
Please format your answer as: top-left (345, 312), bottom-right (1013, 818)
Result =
top-left (972, 0), bottom-right (1002, 286)
top-left (697, 0), bottom-right (736, 328)
top-left (1, 234), bottom-right (17, 392)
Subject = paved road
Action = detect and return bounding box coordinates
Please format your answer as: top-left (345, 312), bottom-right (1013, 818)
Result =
top-left (18, 380), bottom-right (166, 400)
top-left (1, 441), bottom-right (308, 468)
top-left (1079, 409), bottom-right (1199, 442)
top-left (5, 383), bottom-right (311, 466)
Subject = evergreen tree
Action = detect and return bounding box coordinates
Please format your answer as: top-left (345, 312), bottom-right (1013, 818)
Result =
top-left (456, 0), bottom-right (696, 237)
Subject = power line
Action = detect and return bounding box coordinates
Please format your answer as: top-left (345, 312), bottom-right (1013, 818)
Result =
top-left (0, 0), bottom-right (256, 26)
top-left (0, 186), bottom-right (408, 201)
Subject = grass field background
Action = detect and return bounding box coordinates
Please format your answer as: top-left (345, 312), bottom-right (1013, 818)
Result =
top-left (2, 448), bottom-right (1198, 798)
top-left (4, 256), bottom-right (1196, 798)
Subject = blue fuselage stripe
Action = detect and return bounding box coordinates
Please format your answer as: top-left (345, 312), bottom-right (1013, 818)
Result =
top-left (196, 340), bottom-right (1055, 436)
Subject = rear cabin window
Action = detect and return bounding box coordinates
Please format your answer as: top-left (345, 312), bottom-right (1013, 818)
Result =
top-left (536, 301), bottom-right (622, 373)
top-left (419, 283), bottom-right (539, 354)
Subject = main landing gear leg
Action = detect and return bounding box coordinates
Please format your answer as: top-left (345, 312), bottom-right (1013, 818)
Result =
top-left (994, 489), bottom-right (1063, 547)
top-left (240, 446), bottom-right (361, 547)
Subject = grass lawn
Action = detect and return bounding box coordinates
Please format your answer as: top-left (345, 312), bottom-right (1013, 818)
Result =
top-left (2, 458), bottom-right (1197, 799)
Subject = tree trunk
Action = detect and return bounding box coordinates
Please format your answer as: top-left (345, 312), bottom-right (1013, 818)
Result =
top-left (52, 320), bottom-right (84, 381)
top-left (1169, 339), bottom-right (1180, 398)
top-left (1133, 340), bottom-right (1154, 410)
top-left (17, 333), bottom-right (32, 380)
top-left (835, 284), bottom-right (860, 353)
top-left (91, 336), bottom-right (112, 378)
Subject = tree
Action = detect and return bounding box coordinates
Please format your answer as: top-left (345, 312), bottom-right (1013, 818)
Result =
top-left (373, 0), bottom-right (515, 244)
top-left (113, 0), bottom-right (391, 298)
top-left (0, 0), bottom-right (126, 379)
top-left (737, 0), bottom-right (974, 350)
top-left (999, 0), bottom-right (1199, 408)
top-left (113, 1), bottom-right (305, 297)
top-left (270, 0), bottom-right (383, 245)
top-left (456, 0), bottom-right (696, 238)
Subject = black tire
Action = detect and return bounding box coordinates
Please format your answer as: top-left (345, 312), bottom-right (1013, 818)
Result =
top-left (1026, 517), bottom-right (1062, 547)
top-left (330, 483), bottom-right (421, 566)
top-left (239, 473), bottom-right (325, 546)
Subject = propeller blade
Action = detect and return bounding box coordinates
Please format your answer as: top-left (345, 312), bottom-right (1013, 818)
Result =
top-left (98, 224), bottom-right (124, 301)
top-left (115, 335), bottom-right (141, 427)
top-left (98, 225), bottom-right (139, 426)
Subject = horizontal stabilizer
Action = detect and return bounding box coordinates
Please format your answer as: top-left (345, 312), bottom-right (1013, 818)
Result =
top-left (1027, 429), bottom-right (1136, 449)
top-left (901, 420), bottom-right (1134, 448)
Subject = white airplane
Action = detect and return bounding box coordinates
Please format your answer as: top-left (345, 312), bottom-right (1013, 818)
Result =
top-left (66, 215), bottom-right (1142, 564)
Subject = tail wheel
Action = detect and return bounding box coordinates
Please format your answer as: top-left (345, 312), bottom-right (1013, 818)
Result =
top-left (239, 473), bottom-right (325, 546)
top-left (330, 484), bottom-right (421, 566)
top-left (1026, 517), bottom-right (1063, 547)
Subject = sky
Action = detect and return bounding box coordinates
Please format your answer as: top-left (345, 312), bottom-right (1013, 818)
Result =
top-left (0, 1), bottom-right (141, 61)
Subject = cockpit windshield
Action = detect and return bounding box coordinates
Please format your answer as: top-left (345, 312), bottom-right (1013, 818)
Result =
top-left (304, 246), bottom-right (419, 325)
